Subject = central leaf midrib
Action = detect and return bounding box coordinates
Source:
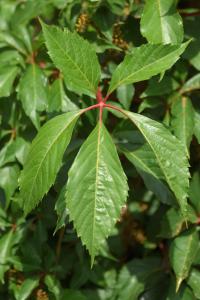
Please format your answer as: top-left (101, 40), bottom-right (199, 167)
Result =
top-left (91, 122), bottom-right (102, 259)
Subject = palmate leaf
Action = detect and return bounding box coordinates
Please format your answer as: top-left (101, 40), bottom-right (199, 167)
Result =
top-left (169, 227), bottom-right (199, 291)
top-left (19, 111), bottom-right (82, 215)
top-left (171, 96), bottom-right (195, 157)
top-left (108, 42), bottom-right (189, 94)
top-left (66, 122), bottom-right (128, 264)
top-left (140, 0), bottom-right (183, 44)
top-left (41, 22), bottom-right (101, 98)
top-left (123, 110), bottom-right (190, 217)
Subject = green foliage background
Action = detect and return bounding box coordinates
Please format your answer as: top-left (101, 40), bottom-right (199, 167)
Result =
top-left (1, 0), bottom-right (200, 299)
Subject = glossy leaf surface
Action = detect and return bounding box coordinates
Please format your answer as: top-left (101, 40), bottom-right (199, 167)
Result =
top-left (66, 122), bottom-right (128, 263)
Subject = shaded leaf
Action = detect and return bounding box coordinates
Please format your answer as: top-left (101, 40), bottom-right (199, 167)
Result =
top-left (18, 64), bottom-right (47, 129)
top-left (0, 66), bottom-right (19, 98)
top-left (48, 78), bottom-right (78, 113)
top-left (171, 96), bottom-right (194, 157)
top-left (181, 73), bottom-right (200, 94)
top-left (16, 277), bottom-right (39, 300)
top-left (187, 268), bottom-right (200, 299)
top-left (169, 227), bottom-right (199, 291)
top-left (189, 172), bottom-right (200, 214)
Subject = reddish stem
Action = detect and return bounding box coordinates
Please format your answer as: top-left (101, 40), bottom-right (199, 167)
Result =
top-left (96, 86), bottom-right (103, 103)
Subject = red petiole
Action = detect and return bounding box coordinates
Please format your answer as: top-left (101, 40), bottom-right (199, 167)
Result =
top-left (82, 87), bottom-right (126, 123)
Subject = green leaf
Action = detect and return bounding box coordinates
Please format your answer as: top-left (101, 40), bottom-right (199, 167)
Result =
top-left (189, 172), bottom-right (200, 214)
top-left (180, 73), bottom-right (200, 94)
top-left (0, 31), bottom-right (27, 55)
top-left (0, 66), bottom-right (19, 98)
top-left (19, 111), bottom-right (81, 215)
top-left (116, 84), bottom-right (134, 110)
top-left (0, 165), bottom-right (20, 206)
top-left (44, 275), bottom-right (62, 300)
top-left (122, 143), bottom-right (175, 205)
top-left (48, 78), bottom-right (78, 113)
top-left (169, 227), bottom-right (199, 291)
top-left (194, 110), bottom-right (200, 144)
top-left (187, 268), bottom-right (200, 299)
top-left (61, 290), bottom-right (87, 300)
top-left (0, 229), bottom-right (15, 283)
top-left (108, 42), bottom-right (189, 95)
top-left (54, 187), bottom-right (68, 233)
top-left (66, 122), bottom-right (128, 263)
top-left (159, 208), bottom-right (183, 239)
top-left (123, 110), bottom-right (190, 217)
top-left (117, 257), bottom-right (162, 300)
top-left (140, 0), bottom-right (183, 44)
top-left (16, 277), bottom-right (39, 300)
top-left (18, 63), bottom-right (47, 129)
top-left (141, 76), bottom-right (178, 98)
top-left (41, 22), bottom-right (101, 98)
top-left (171, 96), bottom-right (195, 157)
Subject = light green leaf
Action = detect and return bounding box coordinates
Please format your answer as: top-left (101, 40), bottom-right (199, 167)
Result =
top-left (19, 111), bottom-right (82, 215)
top-left (0, 66), bottom-right (19, 98)
top-left (66, 122), bottom-right (128, 263)
top-left (18, 63), bottom-right (47, 129)
top-left (108, 42), bottom-right (189, 94)
top-left (123, 110), bottom-right (189, 217)
top-left (140, 0), bottom-right (183, 44)
top-left (181, 73), bottom-right (200, 94)
top-left (48, 78), bottom-right (78, 113)
top-left (169, 227), bottom-right (199, 291)
top-left (187, 268), bottom-right (200, 299)
top-left (16, 277), bottom-right (39, 300)
top-left (41, 22), bottom-right (101, 98)
top-left (171, 96), bottom-right (194, 157)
